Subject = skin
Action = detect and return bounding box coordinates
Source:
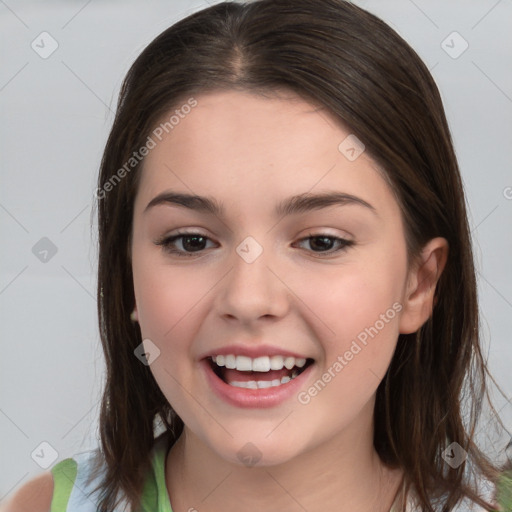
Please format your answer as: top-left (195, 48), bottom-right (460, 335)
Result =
top-left (130, 90), bottom-right (448, 512)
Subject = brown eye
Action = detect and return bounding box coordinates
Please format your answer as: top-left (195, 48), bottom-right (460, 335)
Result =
top-left (154, 232), bottom-right (354, 258)
top-left (155, 232), bottom-right (215, 257)
top-left (295, 234), bottom-right (354, 256)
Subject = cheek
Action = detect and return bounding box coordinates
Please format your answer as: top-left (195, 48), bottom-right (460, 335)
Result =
top-left (131, 253), bottom-right (210, 412)
top-left (294, 267), bottom-right (404, 422)
top-left (132, 247), bottom-right (206, 340)
top-left (131, 267), bottom-right (197, 416)
top-left (303, 250), bottom-right (406, 367)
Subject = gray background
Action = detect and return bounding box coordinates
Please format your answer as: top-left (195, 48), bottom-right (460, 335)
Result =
top-left (1, 0), bottom-right (511, 500)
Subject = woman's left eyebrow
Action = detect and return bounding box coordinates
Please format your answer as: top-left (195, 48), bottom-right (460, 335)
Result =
top-left (144, 191), bottom-right (378, 218)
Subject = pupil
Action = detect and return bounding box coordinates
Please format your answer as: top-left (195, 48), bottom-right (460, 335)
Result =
top-left (183, 235), bottom-right (205, 252)
top-left (311, 236), bottom-right (332, 251)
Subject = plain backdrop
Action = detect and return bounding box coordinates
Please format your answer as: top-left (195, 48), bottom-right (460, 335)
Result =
top-left (1, 0), bottom-right (511, 500)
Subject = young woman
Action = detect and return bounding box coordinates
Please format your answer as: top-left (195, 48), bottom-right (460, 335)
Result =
top-left (5, 0), bottom-right (511, 511)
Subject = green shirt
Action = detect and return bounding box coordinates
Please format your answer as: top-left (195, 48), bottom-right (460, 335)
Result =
top-left (51, 433), bottom-right (173, 512)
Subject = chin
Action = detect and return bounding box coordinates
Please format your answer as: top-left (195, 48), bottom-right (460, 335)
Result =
top-left (207, 433), bottom-right (305, 469)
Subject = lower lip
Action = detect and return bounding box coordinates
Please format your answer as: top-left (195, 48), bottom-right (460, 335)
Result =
top-left (201, 359), bottom-right (314, 409)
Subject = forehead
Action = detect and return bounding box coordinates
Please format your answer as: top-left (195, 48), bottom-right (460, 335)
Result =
top-left (135, 90), bottom-right (397, 218)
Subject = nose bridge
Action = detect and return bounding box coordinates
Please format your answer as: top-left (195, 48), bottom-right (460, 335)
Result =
top-left (216, 234), bottom-right (288, 321)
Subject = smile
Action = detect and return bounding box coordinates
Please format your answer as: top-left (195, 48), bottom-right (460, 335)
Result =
top-left (202, 354), bottom-right (315, 407)
top-left (210, 354), bottom-right (311, 389)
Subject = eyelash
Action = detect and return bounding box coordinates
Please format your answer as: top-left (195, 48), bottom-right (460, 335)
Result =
top-left (154, 231), bottom-right (355, 258)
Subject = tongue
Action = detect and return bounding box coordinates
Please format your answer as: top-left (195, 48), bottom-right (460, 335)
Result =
top-left (223, 367), bottom-right (293, 385)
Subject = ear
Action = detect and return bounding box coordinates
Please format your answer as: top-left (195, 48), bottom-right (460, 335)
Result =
top-left (399, 237), bottom-right (449, 334)
top-left (130, 305), bottom-right (139, 323)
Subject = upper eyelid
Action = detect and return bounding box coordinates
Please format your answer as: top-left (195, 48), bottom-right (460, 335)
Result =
top-left (158, 230), bottom-right (352, 243)
top-left (161, 225), bottom-right (352, 238)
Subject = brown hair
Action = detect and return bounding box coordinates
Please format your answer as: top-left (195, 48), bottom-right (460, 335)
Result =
top-left (90, 0), bottom-right (510, 510)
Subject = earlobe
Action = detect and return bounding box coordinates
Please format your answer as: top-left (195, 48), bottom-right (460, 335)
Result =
top-left (399, 237), bottom-right (449, 334)
top-left (130, 306), bottom-right (139, 323)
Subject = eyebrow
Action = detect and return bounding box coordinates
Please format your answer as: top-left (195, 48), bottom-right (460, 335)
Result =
top-left (144, 191), bottom-right (377, 217)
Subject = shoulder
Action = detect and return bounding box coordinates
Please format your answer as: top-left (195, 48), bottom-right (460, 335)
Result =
top-left (1, 434), bottom-right (173, 512)
top-left (1, 450), bottom-right (103, 512)
top-left (0, 471), bottom-right (54, 512)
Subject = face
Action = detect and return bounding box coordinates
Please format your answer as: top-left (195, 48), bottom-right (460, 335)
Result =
top-left (130, 90), bottom-right (416, 467)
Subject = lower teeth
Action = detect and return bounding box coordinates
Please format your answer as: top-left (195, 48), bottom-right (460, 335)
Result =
top-left (228, 370), bottom-right (299, 389)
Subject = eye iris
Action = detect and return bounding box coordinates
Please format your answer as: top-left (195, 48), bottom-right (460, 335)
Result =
top-left (182, 235), bottom-right (206, 252)
top-left (310, 236), bottom-right (333, 251)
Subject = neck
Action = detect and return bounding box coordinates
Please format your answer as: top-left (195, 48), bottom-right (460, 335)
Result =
top-left (165, 401), bottom-right (403, 512)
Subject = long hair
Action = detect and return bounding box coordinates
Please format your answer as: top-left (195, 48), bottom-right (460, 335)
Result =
top-left (90, 1), bottom-right (510, 510)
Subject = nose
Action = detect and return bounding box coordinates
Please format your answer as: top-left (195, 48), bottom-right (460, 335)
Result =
top-left (214, 238), bottom-right (290, 325)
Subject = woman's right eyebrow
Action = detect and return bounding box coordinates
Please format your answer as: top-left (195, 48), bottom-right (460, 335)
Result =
top-left (144, 191), bottom-right (378, 218)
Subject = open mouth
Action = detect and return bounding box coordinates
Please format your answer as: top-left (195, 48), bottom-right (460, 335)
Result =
top-left (207, 355), bottom-right (315, 390)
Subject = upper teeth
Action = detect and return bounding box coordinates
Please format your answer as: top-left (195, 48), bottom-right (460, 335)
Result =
top-left (212, 355), bottom-right (307, 372)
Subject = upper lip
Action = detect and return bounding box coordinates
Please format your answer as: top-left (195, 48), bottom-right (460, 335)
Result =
top-left (199, 344), bottom-right (312, 360)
